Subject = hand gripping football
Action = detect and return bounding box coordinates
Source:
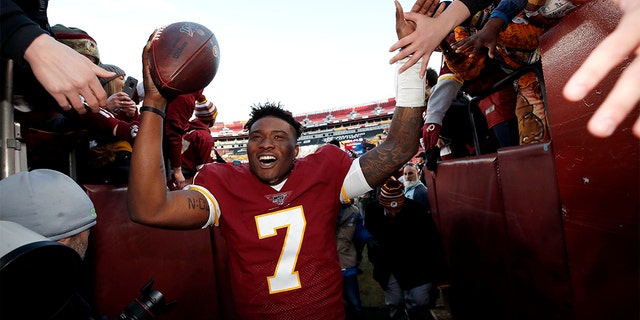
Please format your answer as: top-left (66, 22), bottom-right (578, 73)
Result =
top-left (148, 21), bottom-right (220, 96)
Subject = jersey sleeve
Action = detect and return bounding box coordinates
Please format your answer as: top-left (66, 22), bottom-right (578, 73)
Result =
top-left (188, 172), bottom-right (222, 228)
top-left (341, 158), bottom-right (373, 202)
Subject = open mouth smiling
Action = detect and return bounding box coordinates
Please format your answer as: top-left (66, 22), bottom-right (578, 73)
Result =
top-left (258, 155), bottom-right (277, 167)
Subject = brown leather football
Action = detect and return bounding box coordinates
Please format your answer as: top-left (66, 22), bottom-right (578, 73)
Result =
top-left (148, 21), bottom-right (220, 96)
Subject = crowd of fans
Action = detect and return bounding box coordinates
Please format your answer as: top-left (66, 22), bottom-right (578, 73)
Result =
top-left (2, 0), bottom-right (639, 318)
top-left (3, 11), bottom-right (222, 187)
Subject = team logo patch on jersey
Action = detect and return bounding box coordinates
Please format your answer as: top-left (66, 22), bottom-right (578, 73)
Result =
top-left (265, 192), bottom-right (291, 206)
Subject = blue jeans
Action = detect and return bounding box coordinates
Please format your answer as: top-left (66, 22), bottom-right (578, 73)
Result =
top-left (342, 270), bottom-right (364, 320)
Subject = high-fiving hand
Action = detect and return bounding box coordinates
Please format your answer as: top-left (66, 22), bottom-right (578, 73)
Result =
top-left (563, 0), bottom-right (640, 139)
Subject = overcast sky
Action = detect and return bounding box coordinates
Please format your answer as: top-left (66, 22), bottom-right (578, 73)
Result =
top-left (48, 0), bottom-right (442, 123)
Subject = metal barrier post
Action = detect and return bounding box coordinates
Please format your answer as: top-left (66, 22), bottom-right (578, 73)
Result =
top-left (1, 59), bottom-right (17, 179)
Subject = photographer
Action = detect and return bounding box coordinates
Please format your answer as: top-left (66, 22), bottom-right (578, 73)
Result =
top-left (0, 169), bottom-right (99, 319)
top-left (0, 169), bottom-right (171, 320)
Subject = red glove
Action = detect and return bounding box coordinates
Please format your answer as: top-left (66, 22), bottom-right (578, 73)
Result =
top-left (422, 123), bottom-right (441, 150)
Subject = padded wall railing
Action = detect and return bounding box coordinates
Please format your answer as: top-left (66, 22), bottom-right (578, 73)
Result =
top-left (426, 142), bottom-right (572, 320)
top-left (84, 184), bottom-right (221, 319)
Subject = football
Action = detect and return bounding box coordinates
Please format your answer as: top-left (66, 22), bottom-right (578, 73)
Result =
top-left (148, 21), bottom-right (220, 96)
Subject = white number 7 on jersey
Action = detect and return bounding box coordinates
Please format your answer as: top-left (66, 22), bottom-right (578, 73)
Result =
top-left (255, 206), bottom-right (307, 294)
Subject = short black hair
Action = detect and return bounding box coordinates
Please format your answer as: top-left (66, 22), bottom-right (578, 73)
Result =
top-left (328, 139), bottom-right (340, 147)
top-left (426, 68), bottom-right (438, 88)
top-left (244, 101), bottom-right (303, 138)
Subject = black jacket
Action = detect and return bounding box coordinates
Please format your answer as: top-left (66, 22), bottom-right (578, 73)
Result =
top-left (365, 198), bottom-right (446, 290)
top-left (1, 0), bottom-right (58, 109)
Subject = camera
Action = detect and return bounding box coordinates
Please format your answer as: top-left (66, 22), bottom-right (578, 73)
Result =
top-left (117, 279), bottom-right (175, 320)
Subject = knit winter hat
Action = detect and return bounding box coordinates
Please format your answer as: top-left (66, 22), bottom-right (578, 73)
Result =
top-left (97, 63), bottom-right (126, 87)
top-left (378, 178), bottom-right (405, 209)
top-left (0, 169), bottom-right (97, 241)
top-left (52, 24), bottom-right (100, 64)
top-left (195, 95), bottom-right (218, 122)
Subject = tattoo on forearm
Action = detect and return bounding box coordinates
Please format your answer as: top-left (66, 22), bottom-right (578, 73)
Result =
top-left (360, 107), bottom-right (424, 187)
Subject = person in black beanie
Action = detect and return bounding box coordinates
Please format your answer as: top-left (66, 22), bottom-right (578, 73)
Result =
top-left (365, 178), bottom-right (446, 320)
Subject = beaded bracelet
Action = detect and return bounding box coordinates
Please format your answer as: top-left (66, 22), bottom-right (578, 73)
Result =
top-left (140, 106), bottom-right (166, 119)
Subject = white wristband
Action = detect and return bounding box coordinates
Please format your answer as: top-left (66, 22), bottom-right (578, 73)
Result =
top-left (395, 56), bottom-right (426, 107)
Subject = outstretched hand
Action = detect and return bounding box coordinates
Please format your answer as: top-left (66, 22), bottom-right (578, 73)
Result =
top-left (563, 0), bottom-right (640, 138)
top-left (394, 0), bottom-right (416, 40)
top-left (389, 0), bottom-right (465, 78)
top-left (451, 18), bottom-right (504, 59)
top-left (410, 0), bottom-right (446, 17)
top-left (394, 0), bottom-right (448, 40)
top-left (24, 34), bottom-right (114, 114)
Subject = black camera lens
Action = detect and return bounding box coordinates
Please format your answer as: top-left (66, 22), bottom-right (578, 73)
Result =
top-left (117, 279), bottom-right (174, 320)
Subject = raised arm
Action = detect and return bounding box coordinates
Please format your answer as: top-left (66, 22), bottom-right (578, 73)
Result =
top-left (359, 108), bottom-right (424, 187)
top-left (359, 0), bottom-right (426, 188)
top-left (127, 32), bottom-right (210, 229)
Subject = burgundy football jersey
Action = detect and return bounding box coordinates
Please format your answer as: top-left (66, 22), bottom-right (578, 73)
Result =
top-left (193, 145), bottom-right (352, 319)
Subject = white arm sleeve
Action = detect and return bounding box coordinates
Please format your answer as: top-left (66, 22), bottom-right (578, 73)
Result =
top-left (340, 158), bottom-right (373, 203)
top-left (186, 184), bottom-right (221, 228)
